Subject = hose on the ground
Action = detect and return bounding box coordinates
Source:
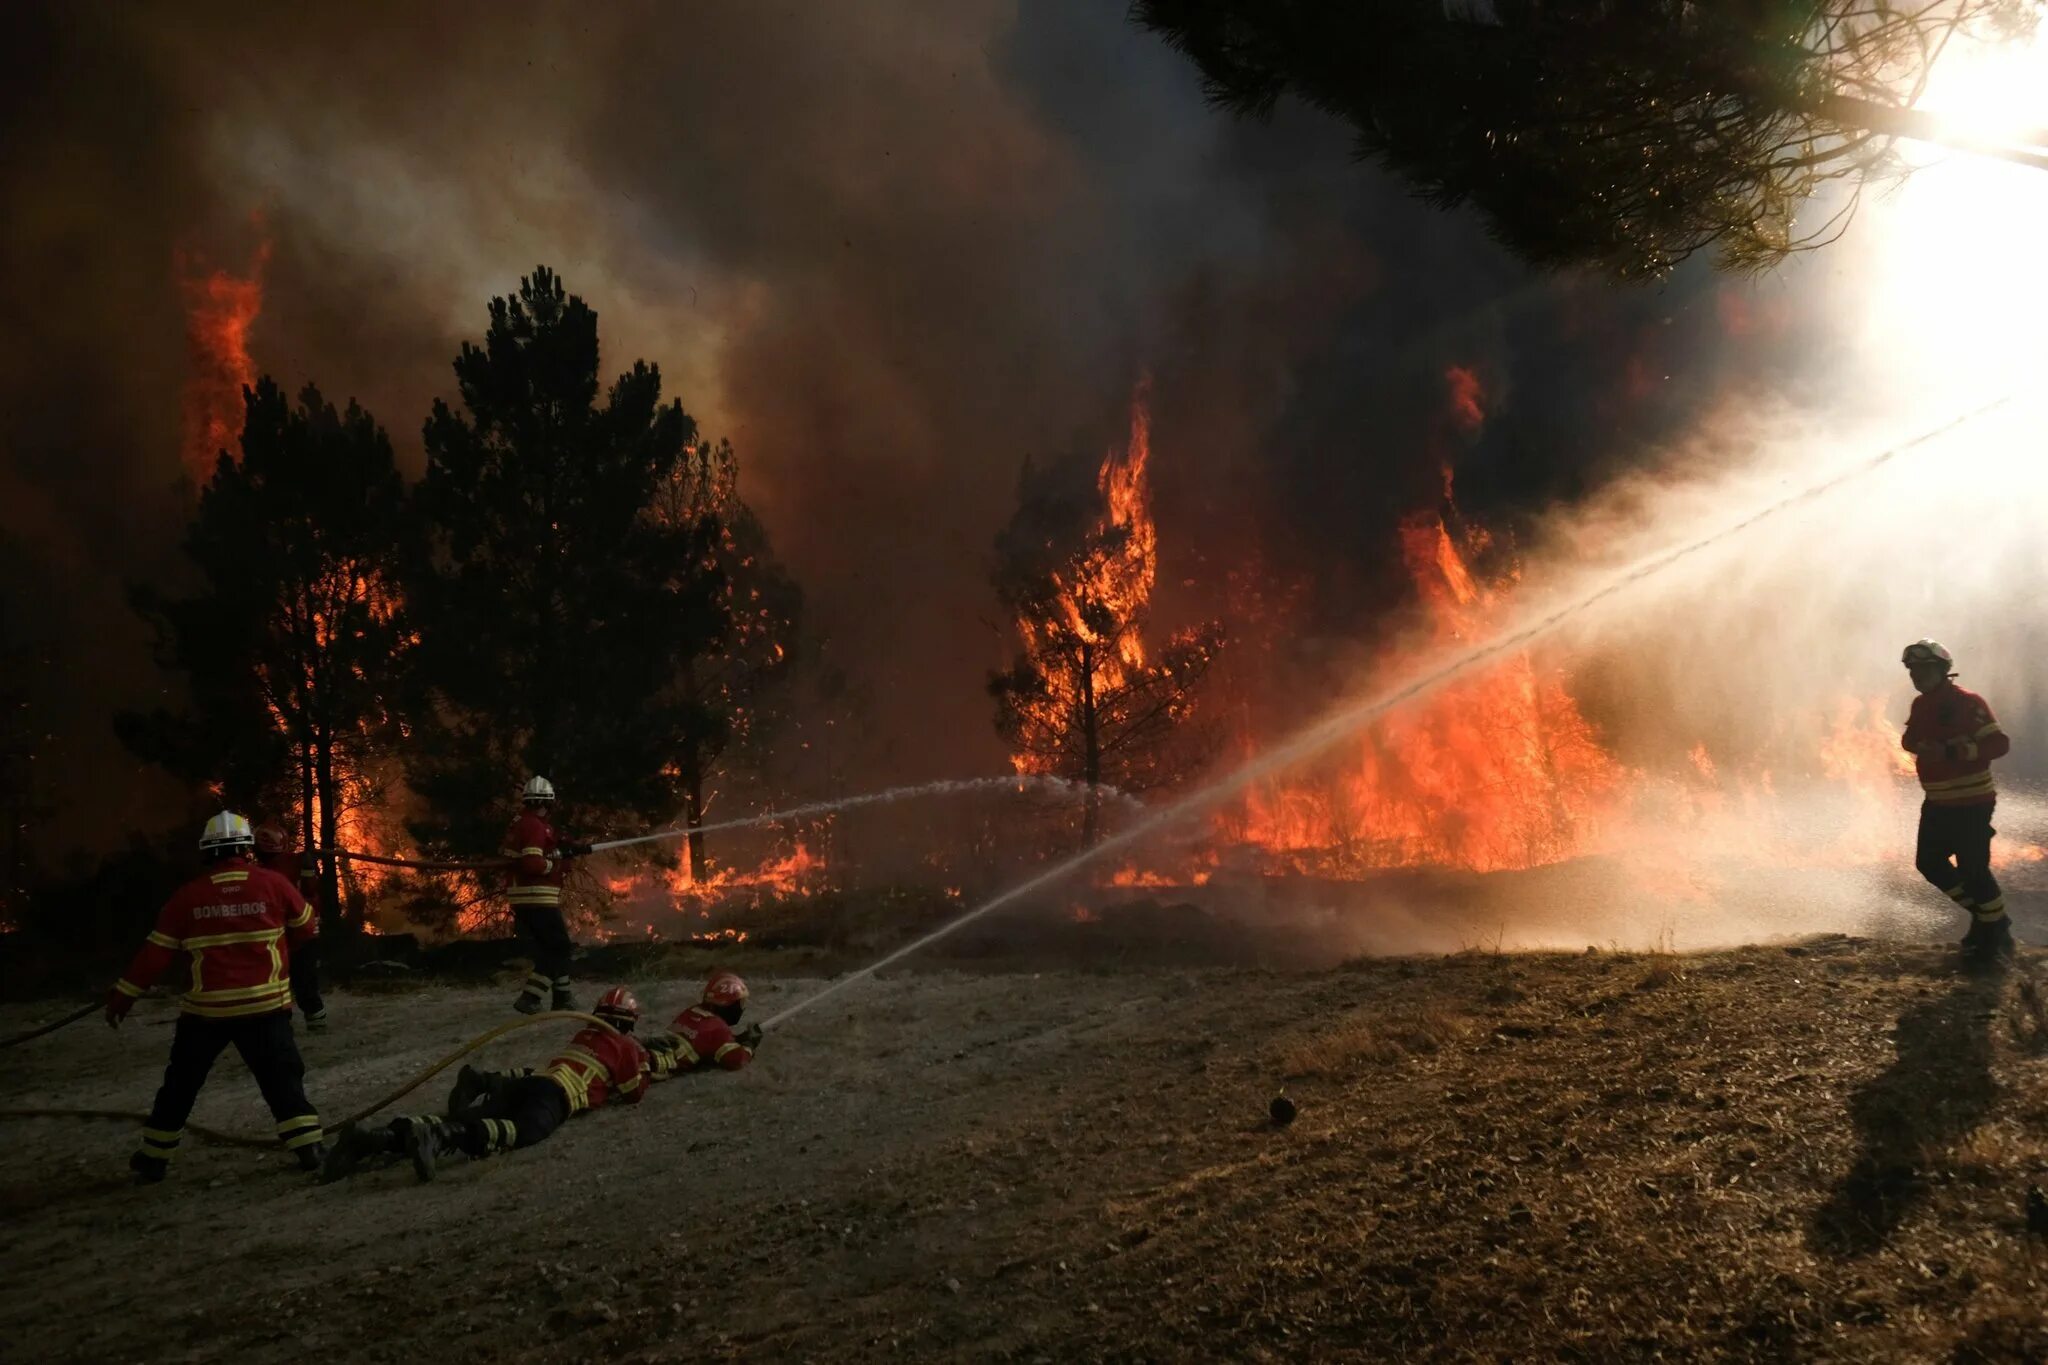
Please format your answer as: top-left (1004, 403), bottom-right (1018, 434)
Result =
top-left (0, 1002), bottom-right (99, 1050)
top-left (0, 1009), bottom-right (620, 1149)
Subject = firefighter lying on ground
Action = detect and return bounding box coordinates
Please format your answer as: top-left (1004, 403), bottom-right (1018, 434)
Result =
top-left (1902, 639), bottom-right (2016, 968)
top-left (255, 822), bottom-right (328, 1031)
top-left (320, 987), bottom-right (648, 1184)
top-left (106, 811), bottom-right (327, 1183)
top-left (642, 971), bottom-right (763, 1077)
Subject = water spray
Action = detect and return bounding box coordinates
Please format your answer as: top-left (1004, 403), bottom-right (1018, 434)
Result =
top-left (759, 394), bottom-right (2016, 1031)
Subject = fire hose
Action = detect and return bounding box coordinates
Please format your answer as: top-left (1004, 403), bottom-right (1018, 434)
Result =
top-left (0, 1009), bottom-right (621, 1149)
top-left (0, 1002), bottom-right (100, 1050)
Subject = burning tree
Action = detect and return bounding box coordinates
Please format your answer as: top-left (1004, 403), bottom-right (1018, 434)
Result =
top-left (1134, 0), bottom-right (2043, 277)
top-left (990, 393), bottom-right (1222, 844)
top-left (403, 267), bottom-right (796, 900)
top-left (121, 380), bottom-right (411, 931)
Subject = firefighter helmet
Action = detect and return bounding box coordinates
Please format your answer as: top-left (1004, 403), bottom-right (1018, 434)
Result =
top-left (199, 811), bottom-right (256, 855)
top-left (253, 824), bottom-right (288, 856)
top-left (703, 971), bottom-right (749, 1009)
top-left (521, 775), bottom-right (556, 804)
top-left (593, 986), bottom-right (640, 1031)
top-left (1902, 639), bottom-right (1954, 670)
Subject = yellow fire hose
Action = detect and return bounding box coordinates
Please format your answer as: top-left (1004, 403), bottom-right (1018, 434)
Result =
top-left (0, 1009), bottom-right (620, 1151)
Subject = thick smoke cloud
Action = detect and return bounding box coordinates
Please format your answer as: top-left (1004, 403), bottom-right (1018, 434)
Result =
top-left (0, 0), bottom-right (1895, 869)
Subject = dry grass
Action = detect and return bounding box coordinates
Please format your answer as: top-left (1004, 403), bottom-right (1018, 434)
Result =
top-left (1275, 1004), bottom-right (1473, 1077)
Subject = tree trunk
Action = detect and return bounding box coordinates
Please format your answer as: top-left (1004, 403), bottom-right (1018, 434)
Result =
top-left (1080, 641), bottom-right (1101, 847)
top-left (680, 657), bottom-right (708, 881)
top-left (313, 724), bottom-right (343, 934)
top-left (1805, 92), bottom-right (2048, 172)
top-left (298, 738), bottom-right (317, 910)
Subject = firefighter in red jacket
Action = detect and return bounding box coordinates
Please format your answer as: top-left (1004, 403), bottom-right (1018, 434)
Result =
top-left (320, 986), bottom-right (649, 1184)
top-left (255, 823), bottom-right (328, 1031)
top-left (504, 775), bottom-right (592, 1014)
top-left (645, 971), bottom-right (763, 1077)
top-left (106, 811), bottom-right (327, 1182)
top-left (1902, 640), bottom-right (2015, 965)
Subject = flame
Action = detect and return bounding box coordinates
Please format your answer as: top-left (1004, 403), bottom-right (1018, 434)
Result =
top-left (1007, 379), bottom-right (1159, 777)
top-left (1444, 365), bottom-right (1485, 434)
top-left (177, 223), bottom-right (270, 481)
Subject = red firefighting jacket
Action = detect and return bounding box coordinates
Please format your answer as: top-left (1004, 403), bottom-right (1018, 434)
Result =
top-left (114, 857), bottom-right (316, 1018)
top-left (501, 809), bottom-right (565, 909)
top-left (542, 1023), bottom-right (649, 1114)
top-left (648, 1004), bottom-right (754, 1076)
top-left (1903, 682), bottom-right (2010, 806)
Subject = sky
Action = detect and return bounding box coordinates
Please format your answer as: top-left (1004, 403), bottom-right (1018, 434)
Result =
top-left (3, 1), bottom-right (2037, 868)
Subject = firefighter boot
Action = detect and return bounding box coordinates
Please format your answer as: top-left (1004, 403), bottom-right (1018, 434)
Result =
top-left (1964, 917), bottom-right (2017, 970)
top-left (294, 1137), bottom-right (328, 1174)
top-left (320, 1121), bottom-right (400, 1184)
top-left (403, 1116), bottom-right (467, 1183)
top-left (446, 1064), bottom-right (490, 1116)
top-left (129, 1151), bottom-right (168, 1186)
top-left (551, 976), bottom-right (577, 1013)
top-left (513, 971), bottom-right (550, 1015)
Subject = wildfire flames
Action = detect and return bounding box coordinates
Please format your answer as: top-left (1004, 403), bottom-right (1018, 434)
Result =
top-left (178, 224), bottom-right (270, 481)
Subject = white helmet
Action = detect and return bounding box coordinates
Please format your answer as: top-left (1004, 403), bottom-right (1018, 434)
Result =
top-left (521, 775), bottom-right (557, 804)
top-left (1901, 639), bottom-right (1954, 670)
top-left (199, 810), bottom-right (256, 854)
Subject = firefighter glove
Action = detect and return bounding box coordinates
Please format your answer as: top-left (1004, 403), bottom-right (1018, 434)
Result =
top-left (104, 989), bottom-right (134, 1028)
top-left (736, 1024), bottom-right (764, 1050)
top-left (563, 841), bottom-right (594, 858)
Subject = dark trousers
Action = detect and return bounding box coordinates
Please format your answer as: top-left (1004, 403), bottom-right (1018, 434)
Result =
top-left (291, 940), bottom-right (325, 1017)
top-left (513, 903), bottom-right (574, 996)
top-left (1915, 801), bottom-right (2005, 920)
top-left (455, 1074), bottom-right (570, 1157)
top-left (139, 1011), bottom-right (322, 1166)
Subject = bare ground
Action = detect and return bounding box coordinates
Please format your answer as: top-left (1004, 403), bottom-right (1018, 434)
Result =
top-left (4, 936), bottom-right (2048, 1363)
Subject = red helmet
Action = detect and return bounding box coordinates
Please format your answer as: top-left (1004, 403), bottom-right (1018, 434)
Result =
top-left (593, 986), bottom-right (640, 1029)
top-left (703, 972), bottom-right (749, 1009)
top-left (253, 824), bottom-right (289, 856)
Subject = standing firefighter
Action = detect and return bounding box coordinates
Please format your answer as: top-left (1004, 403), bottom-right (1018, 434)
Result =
top-left (645, 971), bottom-right (763, 1077)
top-left (1902, 640), bottom-right (2016, 966)
top-left (255, 823), bottom-right (327, 1031)
top-left (321, 986), bottom-right (648, 1184)
top-left (503, 776), bottom-right (593, 1014)
top-left (105, 811), bottom-right (327, 1182)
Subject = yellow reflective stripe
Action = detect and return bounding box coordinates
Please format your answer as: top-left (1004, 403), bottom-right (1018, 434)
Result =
top-left (180, 991), bottom-right (293, 1018)
top-left (276, 1115), bottom-right (322, 1136)
top-left (506, 888), bottom-right (562, 904)
top-left (286, 903), bottom-right (313, 929)
top-left (210, 871), bottom-right (250, 883)
top-left (182, 928), bottom-right (284, 949)
top-left (1975, 723), bottom-right (2004, 738)
top-left (146, 931), bottom-right (180, 949)
top-left (1922, 775), bottom-right (1995, 793)
top-left (519, 846), bottom-right (545, 856)
top-left (115, 979), bottom-right (144, 998)
top-left (713, 1042), bottom-right (740, 1061)
top-left (142, 1126), bottom-right (182, 1144)
top-left (192, 978), bottom-right (290, 1002)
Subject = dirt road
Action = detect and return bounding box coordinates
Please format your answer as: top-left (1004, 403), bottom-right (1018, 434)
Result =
top-left (4, 940), bottom-right (2047, 1361)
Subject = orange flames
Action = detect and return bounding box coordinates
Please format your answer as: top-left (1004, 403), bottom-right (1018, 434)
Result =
top-left (1221, 496), bottom-right (1627, 874)
top-left (1006, 380), bottom-right (1161, 780)
top-left (178, 224), bottom-right (270, 481)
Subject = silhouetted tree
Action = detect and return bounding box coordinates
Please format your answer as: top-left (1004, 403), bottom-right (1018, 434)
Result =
top-left (1134, 0), bottom-right (2042, 277)
top-left (121, 379), bottom-right (410, 931)
top-left (403, 268), bottom-right (797, 888)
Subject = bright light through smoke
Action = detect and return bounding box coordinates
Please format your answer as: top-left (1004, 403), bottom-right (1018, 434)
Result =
top-left (1861, 29), bottom-right (2048, 405)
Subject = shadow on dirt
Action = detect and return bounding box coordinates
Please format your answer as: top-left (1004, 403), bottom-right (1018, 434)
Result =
top-left (1808, 966), bottom-right (2002, 1259)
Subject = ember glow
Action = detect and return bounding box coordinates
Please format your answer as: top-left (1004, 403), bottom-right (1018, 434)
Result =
top-left (177, 225), bottom-right (270, 481)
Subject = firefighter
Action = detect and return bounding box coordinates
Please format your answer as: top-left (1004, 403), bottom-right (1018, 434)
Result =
top-left (1902, 640), bottom-right (2015, 966)
top-left (644, 971), bottom-right (764, 1078)
top-left (504, 775), bottom-right (593, 1014)
top-left (255, 823), bottom-right (327, 1031)
top-left (105, 811), bottom-right (327, 1182)
top-left (320, 986), bottom-right (647, 1184)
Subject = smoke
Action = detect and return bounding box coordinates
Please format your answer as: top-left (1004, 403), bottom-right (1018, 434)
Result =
top-left (7, 0), bottom-right (2028, 942)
